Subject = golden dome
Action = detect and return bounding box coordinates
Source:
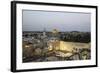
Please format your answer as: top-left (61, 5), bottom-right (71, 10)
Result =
top-left (52, 29), bottom-right (59, 34)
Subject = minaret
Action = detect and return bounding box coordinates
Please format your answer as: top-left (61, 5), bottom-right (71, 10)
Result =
top-left (42, 27), bottom-right (47, 50)
top-left (43, 27), bottom-right (46, 38)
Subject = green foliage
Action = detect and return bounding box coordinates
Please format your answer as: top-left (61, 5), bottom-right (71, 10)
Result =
top-left (60, 31), bottom-right (90, 43)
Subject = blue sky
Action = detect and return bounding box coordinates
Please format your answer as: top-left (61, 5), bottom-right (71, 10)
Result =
top-left (22, 10), bottom-right (91, 32)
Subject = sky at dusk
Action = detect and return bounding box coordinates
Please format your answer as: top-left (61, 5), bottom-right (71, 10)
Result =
top-left (22, 10), bottom-right (91, 32)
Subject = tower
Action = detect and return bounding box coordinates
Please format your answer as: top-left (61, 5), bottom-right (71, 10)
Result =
top-left (43, 27), bottom-right (46, 38)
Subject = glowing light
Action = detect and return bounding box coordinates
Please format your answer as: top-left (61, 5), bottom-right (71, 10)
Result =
top-left (59, 41), bottom-right (73, 52)
top-left (48, 45), bottom-right (53, 51)
top-left (25, 45), bottom-right (30, 48)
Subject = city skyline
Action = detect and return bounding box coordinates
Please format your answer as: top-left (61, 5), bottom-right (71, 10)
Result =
top-left (22, 10), bottom-right (91, 32)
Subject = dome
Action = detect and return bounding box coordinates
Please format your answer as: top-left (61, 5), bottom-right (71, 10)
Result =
top-left (52, 29), bottom-right (59, 34)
